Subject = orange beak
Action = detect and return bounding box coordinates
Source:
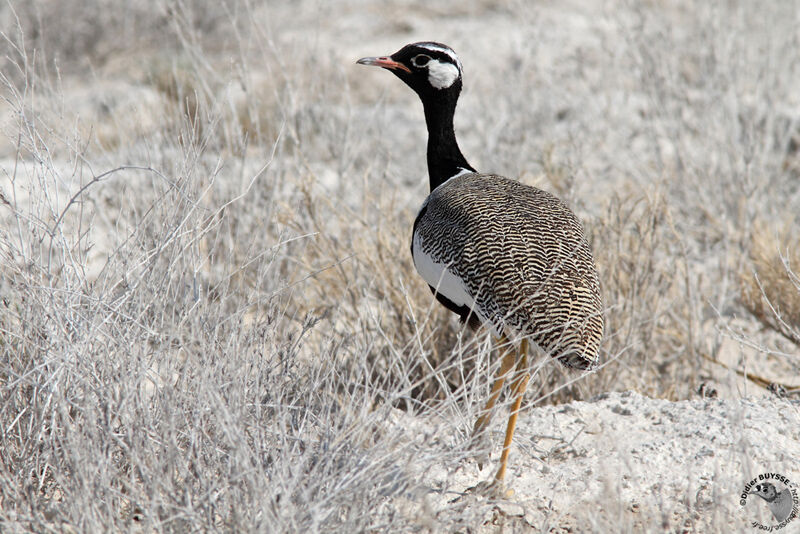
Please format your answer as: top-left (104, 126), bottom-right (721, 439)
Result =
top-left (356, 56), bottom-right (411, 73)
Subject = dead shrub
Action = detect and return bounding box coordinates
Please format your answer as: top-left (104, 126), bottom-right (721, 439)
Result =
top-left (741, 220), bottom-right (800, 345)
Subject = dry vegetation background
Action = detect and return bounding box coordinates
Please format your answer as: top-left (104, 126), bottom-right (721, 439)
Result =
top-left (0, 0), bottom-right (798, 532)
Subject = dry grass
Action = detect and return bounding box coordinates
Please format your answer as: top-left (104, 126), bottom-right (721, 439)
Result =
top-left (741, 220), bottom-right (800, 346)
top-left (0, 0), bottom-right (798, 531)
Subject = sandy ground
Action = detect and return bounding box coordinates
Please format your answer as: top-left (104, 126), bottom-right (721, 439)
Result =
top-left (393, 391), bottom-right (800, 532)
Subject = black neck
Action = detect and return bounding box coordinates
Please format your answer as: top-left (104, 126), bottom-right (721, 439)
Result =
top-left (422, 97), bottom-right (474, 191)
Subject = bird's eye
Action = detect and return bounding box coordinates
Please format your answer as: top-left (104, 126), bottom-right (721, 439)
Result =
top-left (411, 54), bottom-right (431, 68)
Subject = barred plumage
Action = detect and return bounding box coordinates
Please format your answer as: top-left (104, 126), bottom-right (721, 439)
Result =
top-left (358, 41), bottom-right (604, 487)
top-left (413, 173), bottom-right (602, 369)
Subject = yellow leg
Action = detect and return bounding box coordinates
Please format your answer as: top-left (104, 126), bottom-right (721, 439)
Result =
top-left (495, 341), bottom-right (530, 482)
top-left (472, 335), bottom-right (515, 437)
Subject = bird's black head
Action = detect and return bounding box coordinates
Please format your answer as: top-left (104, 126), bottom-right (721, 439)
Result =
top-left (753, 483), bottom-right (778, 501)
top-left (357, 42), bottom-right (463, 99)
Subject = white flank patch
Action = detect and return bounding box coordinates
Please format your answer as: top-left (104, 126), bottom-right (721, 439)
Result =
top-left (427, 59), bottom-right (460, 89)
top-left (412, 231), bottom-right (473, 309)
top-left (412, 230), bottom-right (495, 333)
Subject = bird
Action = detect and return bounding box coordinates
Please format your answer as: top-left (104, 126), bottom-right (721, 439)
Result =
top-left (357, 42), bottom-right (603, 486)
top-left (750, 482), bottom-right (794, 522)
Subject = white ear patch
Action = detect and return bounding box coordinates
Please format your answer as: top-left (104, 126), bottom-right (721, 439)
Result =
top-left (427, 59), bottom-right (460, 89)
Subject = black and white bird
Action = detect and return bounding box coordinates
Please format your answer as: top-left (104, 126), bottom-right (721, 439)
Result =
top-left (750, 482), bottom-right (794, 522)
top-left (357, 42), bottom-right (603, 484)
